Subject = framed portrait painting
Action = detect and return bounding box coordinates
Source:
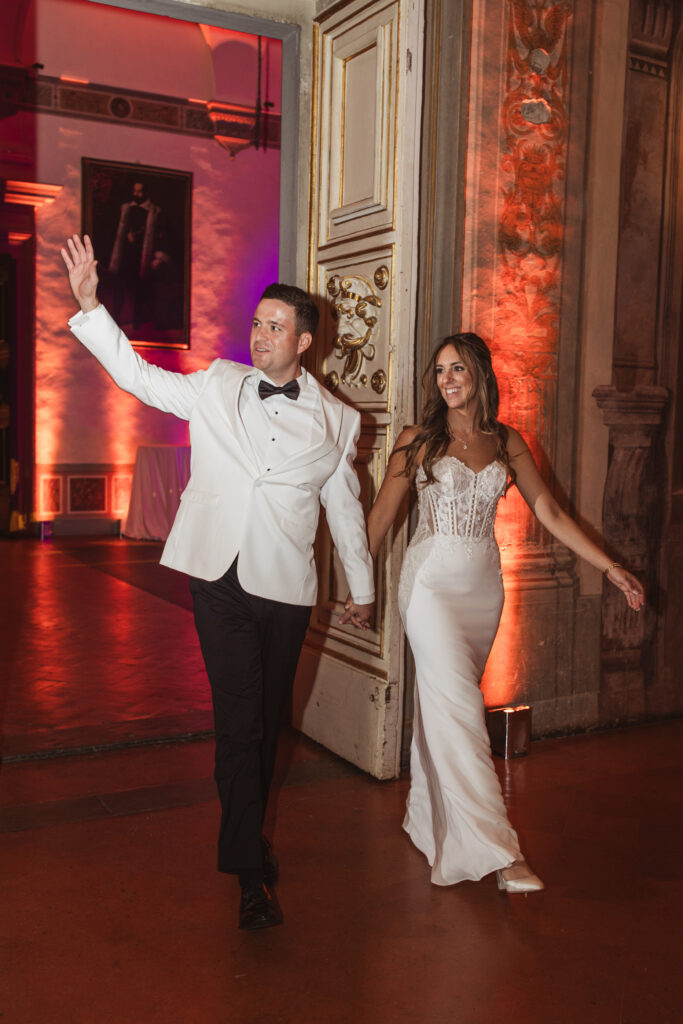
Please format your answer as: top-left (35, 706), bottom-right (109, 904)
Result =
top-left (82, 158), bottom-right (192, 349)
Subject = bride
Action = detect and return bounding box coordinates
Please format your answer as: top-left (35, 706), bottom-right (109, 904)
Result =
top-left (364, 333), bottom-right (644, 892)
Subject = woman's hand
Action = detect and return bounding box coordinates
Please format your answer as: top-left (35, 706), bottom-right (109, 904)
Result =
top-left (605, 565), bottom-right (645, 612)
top-left (60, 234), bottom-right (99, 312)
top-left (339, 592), bottom-right (375, 630)
top-left (510, 432), bottom-right (645, 614)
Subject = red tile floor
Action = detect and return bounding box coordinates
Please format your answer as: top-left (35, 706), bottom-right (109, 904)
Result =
top-left (1, 537), bottom-right (682, 1023)
top-left (1, 538), bottom-right (211, 759)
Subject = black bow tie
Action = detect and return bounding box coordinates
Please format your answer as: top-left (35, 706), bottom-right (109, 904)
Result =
top-left (258, 378), bottom-right (300, 402)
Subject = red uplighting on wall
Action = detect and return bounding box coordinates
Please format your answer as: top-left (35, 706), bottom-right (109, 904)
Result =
top-left (477, 0), bottom-right (572, 705)
top-left (4, 181), bottom-right (61, 208)
top-left (29, 4), bottom-right (281, 528)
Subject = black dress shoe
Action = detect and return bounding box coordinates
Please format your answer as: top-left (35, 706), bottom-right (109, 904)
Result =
top-left (262, 836), bottom-right (279, 885)
top-left (238, 879), bottom-right (281, 931)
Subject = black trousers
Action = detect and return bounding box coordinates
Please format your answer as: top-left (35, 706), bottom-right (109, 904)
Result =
top-left (190, 559), bottom-right (311, 874)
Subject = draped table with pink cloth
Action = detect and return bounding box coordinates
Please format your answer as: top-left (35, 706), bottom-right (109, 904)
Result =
top-left (123, 444), bottom-right (191, 541)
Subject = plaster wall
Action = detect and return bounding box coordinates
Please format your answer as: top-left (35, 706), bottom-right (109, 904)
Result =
top-left (143, 0), bottom-right (315, 21)
top-left (33, 113), bottom-right (279, 467)
top-left (23, 0), bottom-right (214, 96)
top-left (155, 0), bottom-right (314, 283)
top-left (9, 0), bottom-right (281, 472)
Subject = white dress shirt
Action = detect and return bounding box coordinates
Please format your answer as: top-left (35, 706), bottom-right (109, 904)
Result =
top-left (238, 367), bottom-right (322, 472)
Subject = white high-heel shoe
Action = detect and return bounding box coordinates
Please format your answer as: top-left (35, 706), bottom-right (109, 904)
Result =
top-left (496, 859), bottom-right (545, 893)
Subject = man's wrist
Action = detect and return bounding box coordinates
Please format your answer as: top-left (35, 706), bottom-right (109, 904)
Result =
top-left (79, 298), bottom-right (99, 314)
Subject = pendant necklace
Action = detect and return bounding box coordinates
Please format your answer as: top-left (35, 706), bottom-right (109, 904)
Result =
top-left (449, 426), bottom-right (476, 451)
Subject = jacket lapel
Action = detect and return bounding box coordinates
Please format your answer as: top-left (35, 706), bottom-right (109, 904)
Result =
top-left (220, 365), bottom-right (262, 473)
top-left (268, 376), bottom-right (343, 478)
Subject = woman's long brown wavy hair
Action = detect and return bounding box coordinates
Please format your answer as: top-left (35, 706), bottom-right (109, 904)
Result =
top-left (398, 333), bottom-right (516, 489)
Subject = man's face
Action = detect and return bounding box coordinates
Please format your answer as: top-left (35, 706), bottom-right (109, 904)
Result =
top-left (249, 299), bottom-right (312, 385)
top-left (132, 182), bottom-right (145, 204)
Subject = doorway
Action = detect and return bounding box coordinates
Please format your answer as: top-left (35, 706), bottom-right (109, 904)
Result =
top-left (87, 0), bottom-right (303, 283)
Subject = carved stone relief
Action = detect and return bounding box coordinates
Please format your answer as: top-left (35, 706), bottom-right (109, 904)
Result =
top-left (629, 0), bottom-right (674, 76)
top-left (593, 385), bottom-right (669, 720)
top-left (492, 0), bottom-right (571, 549)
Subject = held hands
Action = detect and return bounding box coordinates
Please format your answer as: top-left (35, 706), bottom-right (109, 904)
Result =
top-left (605, 564), bottom-right (645, 612)
top-left (339, 595), bottom-right (375, 630)
top-left (60, 234), bottom-right (99, 312)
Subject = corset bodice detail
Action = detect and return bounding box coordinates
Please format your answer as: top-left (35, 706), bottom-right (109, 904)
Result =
top-left (411, 456), bottom-right (507, 545)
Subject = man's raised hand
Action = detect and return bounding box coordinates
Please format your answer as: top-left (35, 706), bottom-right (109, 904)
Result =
top-left (60, 234), bottom-right (99, 313)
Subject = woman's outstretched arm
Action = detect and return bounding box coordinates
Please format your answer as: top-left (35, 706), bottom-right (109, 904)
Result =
top-left (507, 427), bottom-right (645, 611)
top-left (366, 426), bottom-right (421, 559)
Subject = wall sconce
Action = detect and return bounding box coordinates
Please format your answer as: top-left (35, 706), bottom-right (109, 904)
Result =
top-left (206, 101), bottom-right (255, 159)
top-left (486, 704), bottom-right (532, 759)
top-left (205, 34), bottom-right (273, 158)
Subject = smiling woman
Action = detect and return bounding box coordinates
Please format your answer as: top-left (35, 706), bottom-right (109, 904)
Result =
top-left (364, 331), bottom-right (645, 893)
top-left (401, 334), bottom-right (518, 488)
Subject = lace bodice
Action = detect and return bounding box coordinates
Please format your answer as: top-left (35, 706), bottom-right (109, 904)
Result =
top-left (398, 455), bottom-right (507, 613)
top-left (411, 455), bottom-right (507, 545)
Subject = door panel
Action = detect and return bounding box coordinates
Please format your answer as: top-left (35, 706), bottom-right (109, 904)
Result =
top-left (320, 3), bottom-right (397, 240)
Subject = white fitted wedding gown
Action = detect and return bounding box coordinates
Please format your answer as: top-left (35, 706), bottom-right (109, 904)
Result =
top-left (399, 455), bottom-right (522, 885)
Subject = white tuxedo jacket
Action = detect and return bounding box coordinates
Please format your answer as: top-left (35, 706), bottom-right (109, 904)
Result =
top-left (69, 305), bottom-right (375, 606)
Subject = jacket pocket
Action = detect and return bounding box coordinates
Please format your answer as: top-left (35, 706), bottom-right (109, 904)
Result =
top-left (179, 488), bottom-right (220, 506)
top-left (280, 512), bottom-right (318, 539)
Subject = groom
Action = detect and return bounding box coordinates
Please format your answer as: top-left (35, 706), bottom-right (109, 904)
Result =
top-left (61, 234), bottom-right (375, 931)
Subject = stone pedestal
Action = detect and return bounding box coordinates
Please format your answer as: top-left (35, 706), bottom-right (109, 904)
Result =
top-left (593, 385), bottom-right (669, 723)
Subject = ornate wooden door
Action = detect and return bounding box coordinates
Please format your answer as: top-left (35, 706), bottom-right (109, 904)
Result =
top-left (292, 0), bottom-right (424, 778)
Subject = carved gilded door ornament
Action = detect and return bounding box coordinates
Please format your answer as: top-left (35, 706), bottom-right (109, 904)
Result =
top-left (370, 369), bottom-right (387, 394)
top-left (326, 269), bottom-right (389, 388)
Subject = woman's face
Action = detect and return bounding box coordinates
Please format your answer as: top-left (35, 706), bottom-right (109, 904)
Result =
top-left (435, 344), bottom-right (476, 411)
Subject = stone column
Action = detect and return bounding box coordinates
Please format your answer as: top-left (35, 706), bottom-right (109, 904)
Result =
top-left (612, 0), bottom-right (675, 387)
top-left (593, 385), bottom-right (669, 722)
top-left (458, 0), bottom-right (600, 734)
